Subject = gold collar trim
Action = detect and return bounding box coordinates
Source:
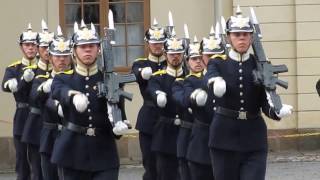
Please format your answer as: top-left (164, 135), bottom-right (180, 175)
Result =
top-left (75, 59), bottom-right (98, 76)
top-left (166, 65), bottom-right (183, 77)
top-left (22, 57), bottom-right (37, 66)
top-left (148, 54), bottom-right (166, 64)
top-left (229, 49), bottom-right (250, 62)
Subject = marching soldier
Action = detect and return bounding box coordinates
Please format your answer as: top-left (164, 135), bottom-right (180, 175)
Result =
top-left (131, 19), bottom-right (167, 180)
top-left (205, 7), bottom-right (293, 180)
top-left (38, 26), bottom-right (72, 180)
top-left (147, 30), bottom-right (186, 180)
top-left (21, 20), bottom-right (54, 180)
top-left (51, 21), bottom-right (127, 180)
top-left (1, 23), bottom-right (38, 180)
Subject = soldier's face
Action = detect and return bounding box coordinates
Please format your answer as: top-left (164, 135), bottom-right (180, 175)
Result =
top-left (50, 55), bottom-right (72, 72)
top-left (20, 43), bottom-right (38, 60)
top-left (202, 54), bottom-right (213, 67)
top-left (75, 43), bottom-right (99, 66)
top-left (228, 32), bottom-right (252, 54)
top-left (38, 46), bottom-right (49, 62)
top-left (166, 53), bottom-right (183, 68)
top-left (148, 43), bottom-right (164, 57)
top-left (188, 56), bottom-right (204, 73)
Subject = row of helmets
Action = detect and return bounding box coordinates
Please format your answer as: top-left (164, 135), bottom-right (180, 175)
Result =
top-left (19, 19), bottom-right (100, 56)
top-left (145, 6), bottom-right (254, 58)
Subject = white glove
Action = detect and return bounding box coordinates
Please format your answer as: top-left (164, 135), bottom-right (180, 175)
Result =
top-left (210, 77), bottom-right (226, 97)
top-left (72, 93), bottom-right (89, 113)
top-left (23, 69), bottom-right (35, 82)
top-left (190, 89), bottom-right (208, 106)
top-left (42, 79), bottom-right (53, 93)
top-left (141, 67), bottom-right (153, 80)
top-left (113, 121), bottom-right (130, 135)
top-left (266, 91), bottom-right (274, 107)
top-left (156, 90), bottom-right (167, 108)
top-left (57, 104), bottom-right (64, 117)
top-left (6, 78), bottom-right (18, 93)
top-left (276, 104), bottom-right (293, 118)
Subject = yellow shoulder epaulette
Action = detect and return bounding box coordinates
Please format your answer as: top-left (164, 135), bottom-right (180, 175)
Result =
top-left (152, 69), bottom-right (166, 76)
top-left (210, 54), bottom-right (227, 60)
top-left (57, 69), bottom-right (74, 75)
top-left (36, 74), bottom-right (50, 79)
top-left (23, 64), bottom-right (38, 70)
top-left (175, 77), bottom-right (184, 81)
top-left (134, 57), bottom-right (147, 62)
top-left (186, 72), bottom-right (202, 78)
top-left (8, 60), bottom-right (21, 68)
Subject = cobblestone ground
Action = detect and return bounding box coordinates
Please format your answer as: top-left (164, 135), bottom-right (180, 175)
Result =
top-left (1, 151), bottom-right (320, 180)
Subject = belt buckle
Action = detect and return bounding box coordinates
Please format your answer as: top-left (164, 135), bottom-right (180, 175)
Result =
top-left (238, 111), bottom-right (247, 120)
top-left (86, 128), bottom-right (96, 136)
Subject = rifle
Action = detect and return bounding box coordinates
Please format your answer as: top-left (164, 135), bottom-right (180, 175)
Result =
top-left (249, 7), bottom-right (288, 114)
top-left (97, 10), bottom-right (136, 127)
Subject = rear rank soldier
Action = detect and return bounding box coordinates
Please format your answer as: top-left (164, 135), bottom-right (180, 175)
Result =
top-left (21, 20), bottom-right (54, 180)
top-left (205, 7), bottom-right (292, 180)
top-left (1, 23), bottom-right (38, 180)
top-left (131, 19), bottom-right (167, 180)
top-left (38, 26), bottom-right (72, 180)
top-left (51, 21), bottom-right (125, 180)
top-left (147, 30), bottom-right (186, 180)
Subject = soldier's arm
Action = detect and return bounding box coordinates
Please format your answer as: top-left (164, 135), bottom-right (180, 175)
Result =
top-left (2, 67), bottom-right (17, 92)
top-left (172, 78), bottom-right (187, 108)
top-left (260, 87), bottom-right (280, 121)
top-left (146, 75), bottom-right (162, 104)
top-left (132, 60), bottom-right (149, 86)
top-left (204, 57), bottom-right (223, 86)
top-left (31, 77), bottom-right (48, 104)
top-left (51, 74), bottom-right (75, 107)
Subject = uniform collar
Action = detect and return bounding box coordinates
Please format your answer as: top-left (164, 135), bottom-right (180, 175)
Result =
top-left (203, 68), bottom-right (207, 75)
top-left (22, 57), bottom-right (37, 66)
top-left (37, 59), bottom-right (52, 71)
top-left (75, 59), bottom-right (98, 76)
top-left (51, 70), bottom-right (57, 78)
top-left (188, 71), bottom-right (202, 78)
top-left (166, 65), bottom-right (183, 77)
top-left (148, 54), bottom-right (166, 64)
top-left (229, 49), bottom-right (250, 62)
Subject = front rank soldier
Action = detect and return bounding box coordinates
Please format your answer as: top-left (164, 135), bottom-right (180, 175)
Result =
top-left (51, 21), bottom-right (124, 180)
top-left (21, 20), bottom-right (54, 180)
top-left (2, 23), bottom-right (38, 180)
top-left (39, 26), bottom-right (72, 180)
top-left (132, 19), bottom-right (167, 180)
top-left (205, 7), bottom-right (293, 180)
top-left (147, 30), bottom-right (186, 180)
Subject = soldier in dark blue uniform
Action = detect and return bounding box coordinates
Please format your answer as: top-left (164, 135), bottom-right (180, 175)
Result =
top-left (131, 19), bottom-right (167, 180)
top-left (21, 20), bottom-right (54, 180)
top-left (38, 26), bottom-right (73, 180)
top-left (51, 21), bottom-right (126, 180)
top-left (205, 7), bottom-right (293, 180)
top-left (147, 30), bottom-right (186, 180)
top-left (1, 23), bottom-right (38, 180)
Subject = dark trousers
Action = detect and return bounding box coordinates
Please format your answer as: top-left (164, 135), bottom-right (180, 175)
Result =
top-left (210, 148), bottom-right (267, 180)
top-left (57, 167), bottom-right (119, 180)
top-left (139, 132), bottom-right (157, 180)
top-left (188, 161), bottom-right (213, 180)
top-left (156, 152), bottom-right (179, 180)
top-left (14, 136), bottom-right (30, 180)
top-left (41, 153), bottom-right (58, 180)
top-left (27, 144), bottom-right (43, 180)
top-left (178, 158), bottom-right (190, 180)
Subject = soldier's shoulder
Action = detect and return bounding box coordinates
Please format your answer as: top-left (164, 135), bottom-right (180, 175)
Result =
top-left (152, 69), bottom-right (166, 76)
top-left (210, 54), bottom-right (227, 60)
top-left (57, 69), bottom-right (74, 75)
top-left (134, 57), bottom-right (148, 62)
top-left (7, 60), bottom-right (21, 68)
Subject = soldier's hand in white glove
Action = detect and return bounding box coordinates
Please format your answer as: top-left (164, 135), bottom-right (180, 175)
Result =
top-left (113, 121), bottom-right (130, 135)
top-left (5, 78), bottom-right (18, 93)
top-left (57, 104), bottom-right (64, 117)
top-left (72, 93), bottom-right (89, 113)
top-left (276, 104), bottom-right (293, 118)
top-left (141, 67), bottom-right (152, 80)
top-left (23, 69), bottom-right (35, 82)
top-left (190, 88), bottom-right (208, 106)
top-left (156, 90), bottom-right (167, 108)
top-left (208, 76), bottom-right (226, 97)
top-left (42, 79), bottom-right (53, 93)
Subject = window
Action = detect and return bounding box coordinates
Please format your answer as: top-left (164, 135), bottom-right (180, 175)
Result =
top-left (59, 0), bottom-right (150, 69)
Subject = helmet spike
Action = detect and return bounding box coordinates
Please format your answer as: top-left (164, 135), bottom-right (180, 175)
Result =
top-left (27, 23), bottom-right (32, 30)
top-left (57, 25), bottom-right (63, 36)
top-left (153, 18), bottom-right (158, 27)
top-left (236, 5), bottom-right (242, 16)
top-left (80, 19), bottom-right (86, 28)
top-left (193, 36), bottom-right (198, 43)
top-left (209, 25), bottom-right (215, 36)
top-left (91, 23), bottom-right (96, 34)
top-left (41, 19), bottom-right (48, 31)
top-left (74, 22), bottom-right (79, 33)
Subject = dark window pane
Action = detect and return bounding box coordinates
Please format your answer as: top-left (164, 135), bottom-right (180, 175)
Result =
top-left (128, 46), bottom-right (144, 65)
top-left (109, 3), bottom-right (125, 23)
top-left (65, 0), bottom-right (81, 3)
top-left (110, 0), bottom-right (124, 2)
top-left (65, 4), bottom-right (81, 24)
top-left (84, 4), bottom-right (99, 24)
top-left (127, 3), bottom-right (143, 22)
top-left (112, 47), bottom-right (127, 66)
top-left (83, 0), bottom-right (99, 2)
top-left (114, 24), bottom-right (125, 45)
top-left (127, 24), bottom-right (144, 45)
